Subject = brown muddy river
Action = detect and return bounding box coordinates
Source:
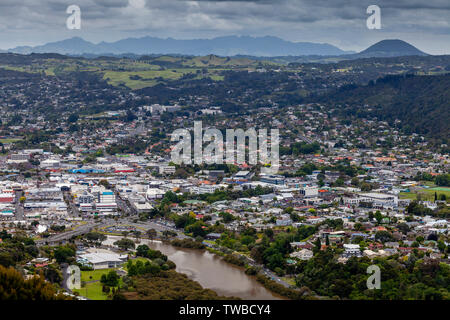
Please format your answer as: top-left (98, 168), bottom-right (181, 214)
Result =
top-left (105, 236), bottom-right (284, 300)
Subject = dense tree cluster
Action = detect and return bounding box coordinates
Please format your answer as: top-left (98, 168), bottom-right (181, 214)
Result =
top-left (322, 74), bottom-right (450, 144)
top-left (0, 231), bottom-right (39, 267)
top-left (122, 270), bottom-right (240, 300)
top-left (171, 239), bottom-right (206, 249)
top-left (295, 249), bottom-right (450, 300)
top-left (0, 265), bottom-right (71, 300)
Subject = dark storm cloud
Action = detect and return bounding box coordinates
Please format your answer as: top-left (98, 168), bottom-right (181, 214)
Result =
top-left (0, 0), bottom-right (448, 53)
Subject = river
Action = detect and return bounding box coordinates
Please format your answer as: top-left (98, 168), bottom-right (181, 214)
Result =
top-left (104, 236), bottom-right (284, 300)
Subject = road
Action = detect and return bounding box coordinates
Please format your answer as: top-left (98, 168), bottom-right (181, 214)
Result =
top-left (36, 216), bottom-right (186, 246)
top-left (115, 193), bottom-right (136, 216)
top-left (36, 222), bottom-right (102, 245)
top-left (14, 190), bottom-right (24, 220)
top-left (101, 218), bottom-right (188, 240)
top-left (63, 191), bottom-right (80, 218)
top-left (38, 193), bottom-right (292, 290)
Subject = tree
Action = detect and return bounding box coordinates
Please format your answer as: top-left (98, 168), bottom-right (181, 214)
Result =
top-left (407, 201), bottom-right (433, 216)
top-left (375, 210), bottom-right (383, 225)
top-left (147, 228), bottom-right (157, 240)
top-left (219, 211), bottom-right (234, 223)
top-left (98, 180), bottom-right (110, 189)
top-left (186, 221), bottom-right (207, 238)
top-left (162, 230), bottom-right (177, 240)
top-left (264, 229), bottom-right (274, 239)
top-left (53, 245), bottom-right (75, 264)
top-left (133, 231), bottom-right (142, 241)
top-left (334, 178), bottom-right (344, 187)
top-left (353, 222), bottom-right (363, 231)
top-left (375, 231), bottom-right (393, 243)
top-left (67, 114), bottom-right (79, 123)
top-left (240, 235), bottom-right (254, 246)
top-left (250, 245), bottom-right (264, 264)
top-left (114, 238), bottom-right (135, 251)
top-left (313, 238), bottom-right (322, 254)
top-left (397, 223), bottom-right (410, 235)
top-left (84, 232), bottom-right (106, 244)
top-left (435, 174), bottom-right (450, 187)
top-left (101, 271), bottom-right (119, 287)
top-left (437, 240), bottom-right (446, 253)
top-left (124, 110), bottom-right (137, 122)
top-left (0, 266), bottom-right (71, 300)
top-left (136, 244), bottom-right (150, 257)
top-left (284, 207), bottom-right (294, 214)
top-left (351, 177), bottom-right (360, 186)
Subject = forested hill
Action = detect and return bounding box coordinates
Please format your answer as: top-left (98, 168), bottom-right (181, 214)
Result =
top-left (318, 73), bottom-right (450, 144)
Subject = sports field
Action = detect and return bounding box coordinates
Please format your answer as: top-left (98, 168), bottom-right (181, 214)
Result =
top-left (400, 187), bottom-right (450, 202)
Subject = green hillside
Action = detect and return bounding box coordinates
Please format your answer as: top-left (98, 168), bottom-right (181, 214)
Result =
top-left (321, 74), bottom-right (450, 143)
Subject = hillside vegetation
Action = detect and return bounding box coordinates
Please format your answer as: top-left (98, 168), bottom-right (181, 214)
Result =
top-left (320, 74), bottom-right (450, 143)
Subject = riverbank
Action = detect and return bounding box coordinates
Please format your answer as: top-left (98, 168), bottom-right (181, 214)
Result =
top-left (104, 236), bottom-right (284, 300)
top-left (169, 238), bottom-right (309, 300)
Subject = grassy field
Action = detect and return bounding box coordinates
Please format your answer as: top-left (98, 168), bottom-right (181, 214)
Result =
top-left (430, 187), bottom-right (450, 192)
top-left (102, 69), bottom-right (193, 89)
top-left (399, 187), bottom-right (450, 202)
top-left (72, 268), bottom-right (124, 300)
top-left (102, 68), bottom-right (226, 89)
top-left (1, 54), bottom-right (278, 91)
top-left (0, 138), bottom-right (22, 144)
top-left (73, 281), bottom-right (107, 300)
top-left (2, 55), bottom-right (261, 90)
top-left (281, 277), bottom-right (296, 286)
top-left (79, 268), bottom-right (118, 282)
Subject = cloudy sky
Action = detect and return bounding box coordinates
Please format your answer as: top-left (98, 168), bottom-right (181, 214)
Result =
top-left (0, 0), bottom-right (449, 54)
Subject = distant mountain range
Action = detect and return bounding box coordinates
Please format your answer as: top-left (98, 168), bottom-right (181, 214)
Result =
top-left (8, 36), bottom-right (354, 57)
top-left (6, 36), bottom-right (429, 59)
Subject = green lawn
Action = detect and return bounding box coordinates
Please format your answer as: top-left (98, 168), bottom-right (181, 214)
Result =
top-left (400, 188), bottom-right (450, 202)
top-left (430, 187), bottom-right (450, 192)
top-left (102, 68), bottom-right (226, 89)
top-left (0, 138), bottom-right (22, 144)
top-left (281, 277), bottom-right (296, 286)
top-left (80, 268), bottom-right (118, 282)
top-left (421, 181), bottom-right (437, 187)
top-left (73, 268), bottom-right (125, 300)
top-left (73, 281), bottom-right (108, 300)
top-left (103, 69), bottom-right (192, 89)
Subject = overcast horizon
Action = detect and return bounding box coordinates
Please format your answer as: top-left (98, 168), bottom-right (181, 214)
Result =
top-left (0, 0), bottom-right (449, 54)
